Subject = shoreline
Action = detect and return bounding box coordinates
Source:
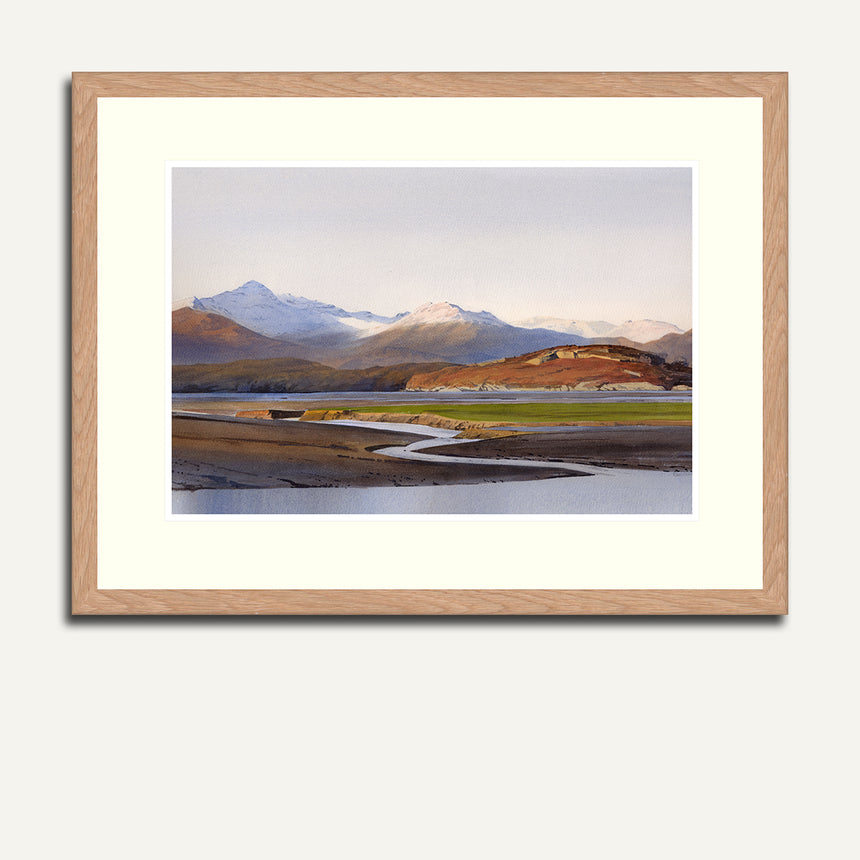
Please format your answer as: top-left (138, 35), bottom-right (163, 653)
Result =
top-left (172, 412), bottom-right (690, 490)
top-left (172, 413), bottom-right (579, 490)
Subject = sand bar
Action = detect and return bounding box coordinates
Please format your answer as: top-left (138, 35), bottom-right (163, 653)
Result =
top-left (421, 427), bottom-right (692, 472)
top-left (172, 414), bottom-right (578, 490)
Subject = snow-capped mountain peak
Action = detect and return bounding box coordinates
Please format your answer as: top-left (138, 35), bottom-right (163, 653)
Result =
top-left (393, 301), bottom-right (508, 328)
top-left (607, 319), bottom-right (684, 343)
top-left (192, 282), bottom-right (304, 337)
top-left (513, 315), bottom-right (683, 343)
top-left (190, 280), bottom-right (403, 340)
top-left (233, 280), bottom-right (277, 297)
top-left (185, 281), bottom-right (685, 352)
top-left (513, 316), bottom-right (616, 339)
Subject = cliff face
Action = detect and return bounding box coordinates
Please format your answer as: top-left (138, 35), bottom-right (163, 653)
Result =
top-left (406, 344), bottom-right (692, 392)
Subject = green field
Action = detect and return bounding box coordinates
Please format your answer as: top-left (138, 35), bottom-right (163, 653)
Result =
top-left (349, 401), bottom-right (692, 424)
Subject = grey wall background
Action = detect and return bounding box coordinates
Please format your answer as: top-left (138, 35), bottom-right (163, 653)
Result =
top-left (3, 3), bottom-right (856, 858)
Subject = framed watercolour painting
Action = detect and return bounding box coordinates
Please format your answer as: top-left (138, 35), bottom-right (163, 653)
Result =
top-left (71, 72), bottom-right (787, 614)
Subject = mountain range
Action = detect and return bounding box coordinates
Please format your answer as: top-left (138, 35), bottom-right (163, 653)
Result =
top-left (172, 342), bottom-right (692, 394)
top-left (190, 280), bottom-right (402, 341)
top-left (515, 315), bottom-right (685, 344)
top-left (173, 280), bottom-right (692, 368)
top-left (172, 355), bottom-right (453, 394)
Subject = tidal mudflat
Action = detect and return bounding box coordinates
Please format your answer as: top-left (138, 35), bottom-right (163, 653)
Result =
top-left (172, 392), bottom-right (692, 515)
top-left (172, 413), bottom-right (580, 490)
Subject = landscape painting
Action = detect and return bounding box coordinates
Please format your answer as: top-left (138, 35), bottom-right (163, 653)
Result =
top-left (171, 165), bottom-right (694, 516)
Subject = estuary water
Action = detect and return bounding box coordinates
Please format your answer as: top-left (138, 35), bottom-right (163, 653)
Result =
top-left (172, 469), bottom-right (692, 517)
top-left (173, 390), bottom-right (692, 405)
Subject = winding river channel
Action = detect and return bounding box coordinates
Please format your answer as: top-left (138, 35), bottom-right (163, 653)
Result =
top-left (172, 418), bottom-right (693, 517)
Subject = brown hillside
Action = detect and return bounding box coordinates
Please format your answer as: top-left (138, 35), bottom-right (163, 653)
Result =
top-left (172, 307), bottom-right (304, 364)
top-left (407, 344), bottom-right (692, 391)
top-left (172, 355), bottom-right (454, 393)
top-left (641, 329), bottom-right (693, 365)
top-left (333, 320), bottom-right (569, 368)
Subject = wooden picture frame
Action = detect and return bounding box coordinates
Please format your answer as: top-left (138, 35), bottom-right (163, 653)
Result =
top-left (72, 72), bottom-right (787, 614)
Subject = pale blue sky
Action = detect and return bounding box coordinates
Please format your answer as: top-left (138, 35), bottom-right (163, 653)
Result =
top-left (171, 166), bottom-right (693, 328)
